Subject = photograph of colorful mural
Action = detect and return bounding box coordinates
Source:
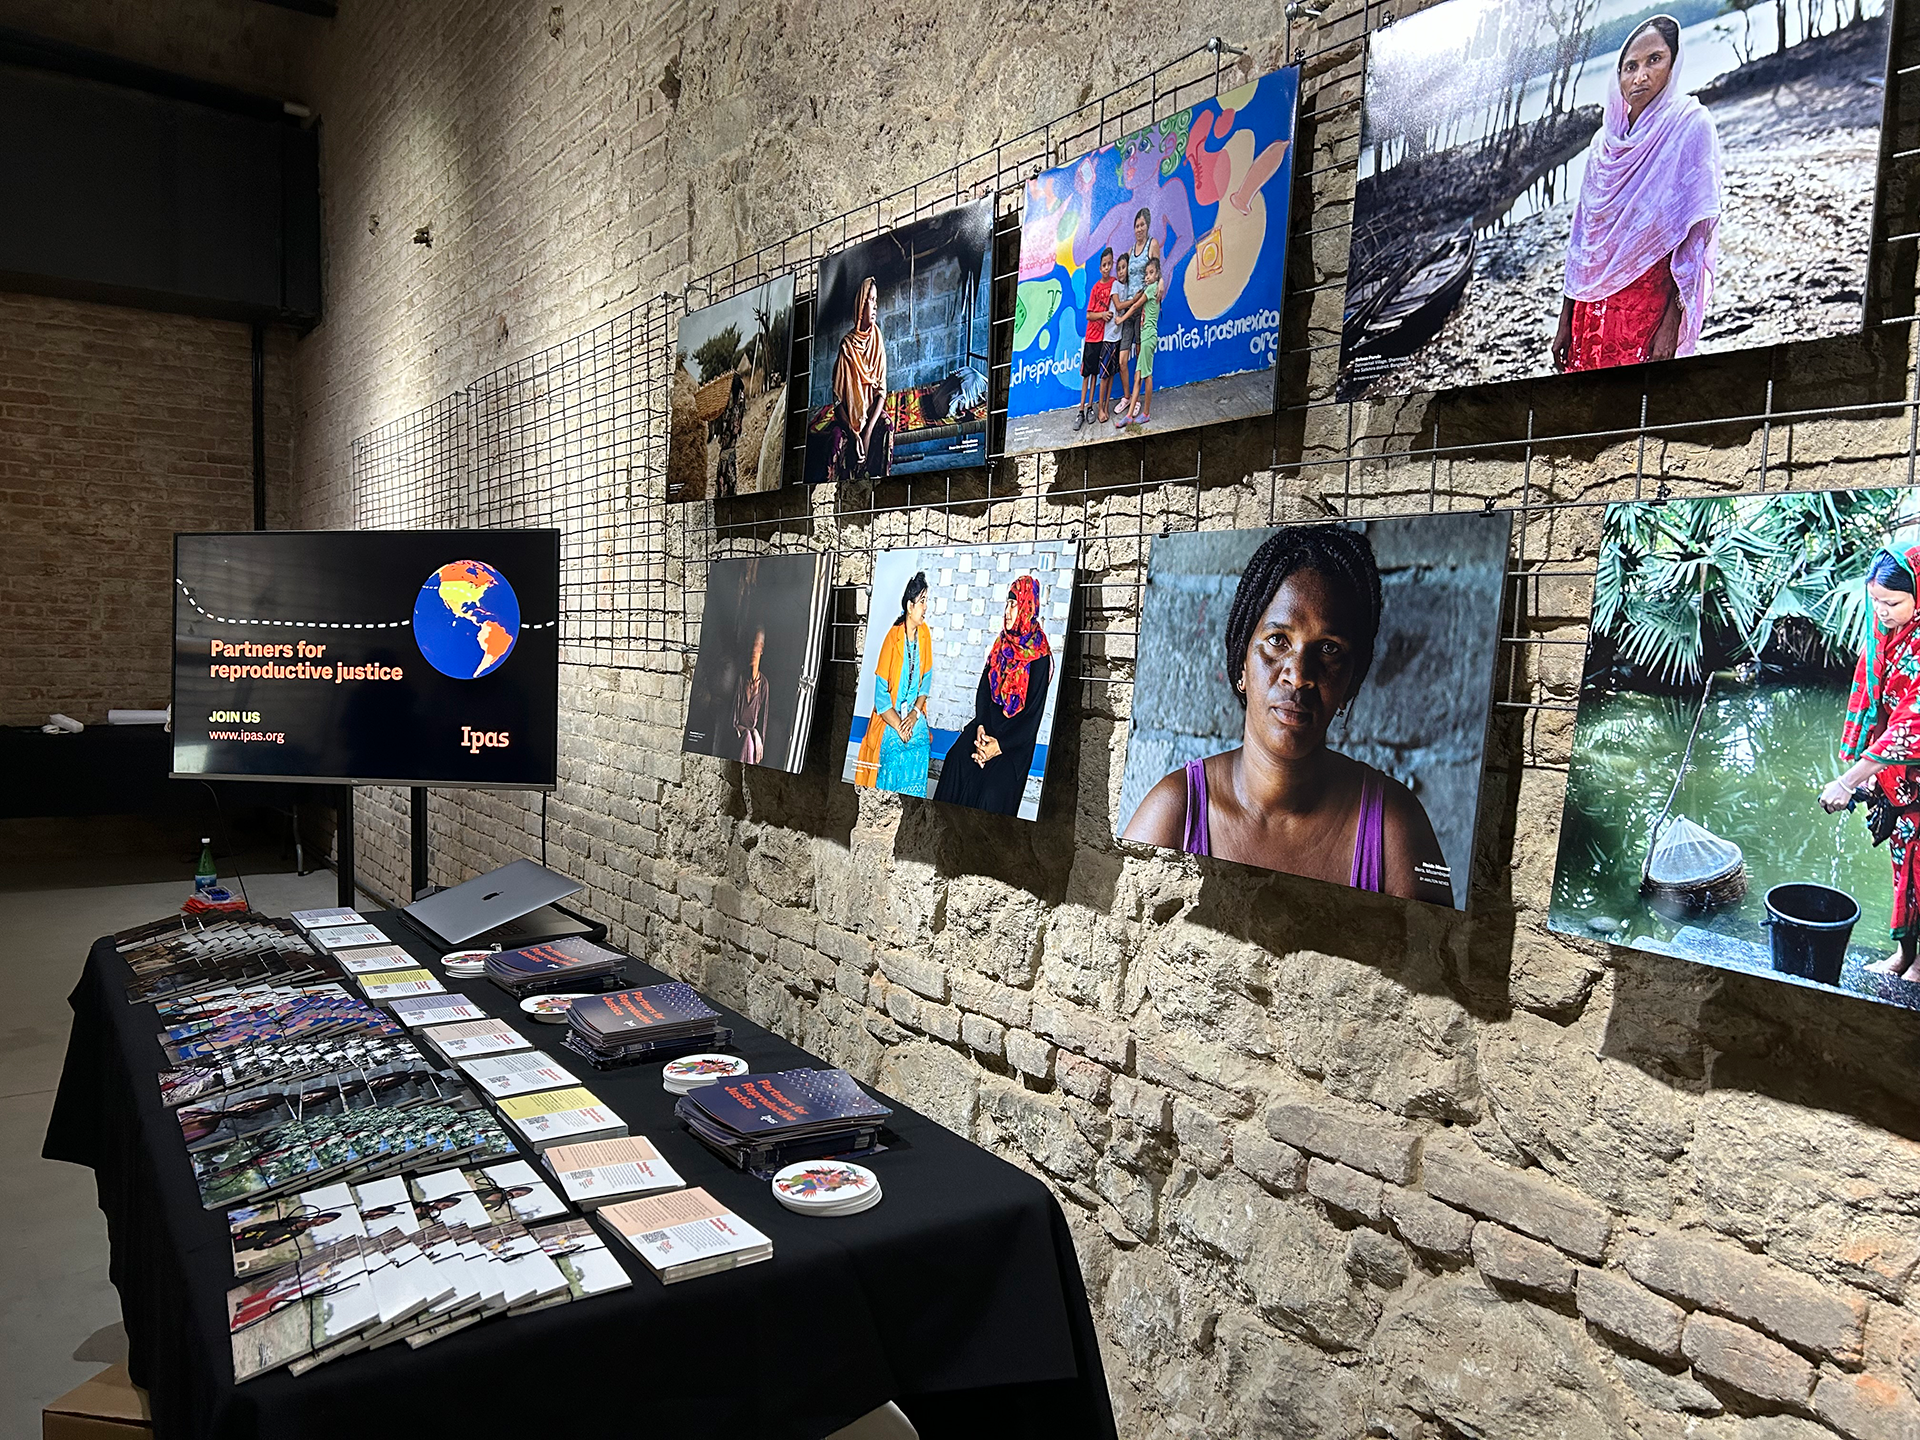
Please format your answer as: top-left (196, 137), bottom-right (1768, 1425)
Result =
top-left (1340, 0), bottom-right (1890, 399)
top-left (805, 202), bottom-right (993, 486)
top-left (842, 540), bottom-right (1077, 821)
top-left (683, 553), bottom-right (832, 774)
top-left (1116, 514), bottom-right (1510, 909)
top-left (1005, 66), bottom-right (1299, 455)
top-left (1550, 488), bottom-right (1920, 1013)
top-left (667, 275), bottom-right (797, 502)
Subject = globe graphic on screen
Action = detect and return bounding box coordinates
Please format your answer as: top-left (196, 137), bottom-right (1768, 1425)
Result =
top-left (412, 560), bottom-right (522, 679)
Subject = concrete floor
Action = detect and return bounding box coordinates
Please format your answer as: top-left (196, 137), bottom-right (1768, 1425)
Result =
top-left (0, 855), bottom-right (372, 1440)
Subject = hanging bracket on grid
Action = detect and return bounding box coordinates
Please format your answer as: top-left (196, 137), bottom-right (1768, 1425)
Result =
top-left (1483, 495), bottom-right (1498, 515)
top-left (1654, 478), bottom-right (1672, 502)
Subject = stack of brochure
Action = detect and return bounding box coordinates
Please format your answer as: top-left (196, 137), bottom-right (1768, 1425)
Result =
top-left (599, 1187), bottom-right (772, 1282)
top-left (483, 937), bottom-right (625, 1000)
top-left (192, 1098), bottom-right (518, 1211)
top-left (356, 966), bottom-right (449, 1005)
top-left (496, 1085), bottom-right (628, 1153)
top-left (386, 993), bottom-right (490, 1030)
top-left (561, 982), bottom-right (731, 1070)
top-left (221, 1155), bottom-right (614, 1379)
top-left (771, 1160), bottom-right (883, 1217)
top-left (675, 1068), bottom-right (892, 1178)
top-left (541, 1135), bottom-right (685, 1209)
top-left (289, 907), bottom-right (366, 934)
top-left (118, 913), bottom-right (339, 1007)
top-left (305, 922), bottom-right (392, 954)
top-left (418, 1017), bottom-right (533, 1062)
top-left (328, 944), bottom-right (418, 977)
top-left (457, 1049), bottom-right (582, 1100)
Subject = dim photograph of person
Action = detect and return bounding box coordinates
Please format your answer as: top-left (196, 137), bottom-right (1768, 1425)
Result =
top-left (827, 276), bottom-right (892, 483)
top-left (732, 627), bottom-right (769, 764)
top-left (851, 571), bottom-right (934, 796)
top-left (681, 553), bottom-right (832, 775)
top-left (1122, 527), bottom-right (1452, 903)
top-left (1819, 545), bottom-right (1920, 979)
top-left (932, 575), bottom-right (1054, 815)
top-left (1552, 16), bottom-right (1721, 373)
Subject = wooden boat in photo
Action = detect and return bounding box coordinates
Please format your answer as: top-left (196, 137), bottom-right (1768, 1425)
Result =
top-left (1342, 221), bottom-right (1477, 363)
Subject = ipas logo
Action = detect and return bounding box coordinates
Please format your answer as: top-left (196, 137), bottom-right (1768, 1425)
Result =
top-left (462, 727), bottom-right (510, 754)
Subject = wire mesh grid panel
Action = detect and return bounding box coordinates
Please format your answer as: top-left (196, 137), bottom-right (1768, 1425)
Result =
top-left (348, 392), bottom-right (468, 530)
top-left (462, 306), bottom-right (681, 656)
top-left (343, 5), bottom-right (1920, 781)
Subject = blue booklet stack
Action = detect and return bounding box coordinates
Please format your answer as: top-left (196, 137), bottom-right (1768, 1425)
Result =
top-left (561, 982), bottom-right (731, 1069)
top-left (674, 1068), bottom-right (891, 1178)
top-left (483, 938), bottom-right (625, 1000)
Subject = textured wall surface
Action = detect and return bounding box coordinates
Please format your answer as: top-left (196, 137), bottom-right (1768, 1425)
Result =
top-left (250, 1), bottom-right (1920, 1438)
top-left (0, 291), bottom-right (294, 725)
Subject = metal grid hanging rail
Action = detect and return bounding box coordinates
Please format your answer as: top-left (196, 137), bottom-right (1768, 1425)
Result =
top-left (347, 1), bottom-right (1920, 775)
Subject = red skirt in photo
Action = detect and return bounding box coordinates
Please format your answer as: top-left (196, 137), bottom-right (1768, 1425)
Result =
top-left (1566, 257), bottom-right (1676, 372)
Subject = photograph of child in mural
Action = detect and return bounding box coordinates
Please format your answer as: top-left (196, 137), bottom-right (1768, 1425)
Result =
top-left (843, 541), bottom-right (1077, 821)
top-left (683, 553), bottom-right (832, 774)
top-left (1549, 488), bottom-right (1920, 1013)
top-left (667, 276), bottom-right (796, 502)
top-left (1006, 65), bottom-right (1299, 454)
top-left (1340, 0), bottom-right (1889, 399)
top-left (805, 202), bottom-right (993, 486)
top-left (1117, 514), bottom-right (1510, 909)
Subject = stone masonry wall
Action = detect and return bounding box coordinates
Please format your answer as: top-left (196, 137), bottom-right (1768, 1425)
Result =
top-left (277, 1), bottom-right (1920, 1437)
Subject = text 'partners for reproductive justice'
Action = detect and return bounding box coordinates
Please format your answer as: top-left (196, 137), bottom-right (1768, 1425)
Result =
top-left (205, 639), bottom-right (405, 685)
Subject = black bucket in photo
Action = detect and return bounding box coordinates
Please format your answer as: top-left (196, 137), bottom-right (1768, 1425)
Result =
top-left (1763, 884), bottom-right (1861, 986)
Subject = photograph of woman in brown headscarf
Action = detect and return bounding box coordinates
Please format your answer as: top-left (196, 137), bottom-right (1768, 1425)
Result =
top-left (827, 276), bottom-right (891, 483)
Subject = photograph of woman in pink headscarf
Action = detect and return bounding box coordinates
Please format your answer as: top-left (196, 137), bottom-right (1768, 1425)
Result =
top-left (1339, 0), bottom-right (1889, 399)
top-left (1551, 17), bottom-right (1720, 373)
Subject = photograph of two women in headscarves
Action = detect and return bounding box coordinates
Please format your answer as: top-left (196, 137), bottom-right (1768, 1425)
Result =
top-left (806, 201), bottom-right (994, 486)
top-left (1116, 513), bottom-right (1512, 909)
top-left (1339, 0), bottom-right (1890, 398)
top-left (1550, 487), bottom-right (1920, 1012)
top-left (682, 553), bottom-right (833, 774)
top-left (844, 541), bottom-right (1076, 821)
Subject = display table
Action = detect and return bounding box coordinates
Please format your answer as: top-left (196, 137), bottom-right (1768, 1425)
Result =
top-left (44, 913), bottom-right (1118, 1440)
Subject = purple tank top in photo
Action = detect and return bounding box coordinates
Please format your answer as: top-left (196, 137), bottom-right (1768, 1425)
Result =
top-left (1183, 758), bottom-right (1386, 893)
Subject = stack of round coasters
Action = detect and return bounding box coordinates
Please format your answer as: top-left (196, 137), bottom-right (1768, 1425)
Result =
top-left (771, 1160), bottom-right (882, 1217)
top-left (520, 993), bottom-right (589, 1024)
top-left (441, 949), bottom-right (491, 979)
top-left (661, 1053), bottom-right (749, 1095)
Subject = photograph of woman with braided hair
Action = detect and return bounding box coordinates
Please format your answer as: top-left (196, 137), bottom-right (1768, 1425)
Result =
top-left (1118, 514), bottom-right (1511, 908)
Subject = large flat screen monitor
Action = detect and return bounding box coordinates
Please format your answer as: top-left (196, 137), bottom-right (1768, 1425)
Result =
top-left (172, 530), bottom-right (560, 788)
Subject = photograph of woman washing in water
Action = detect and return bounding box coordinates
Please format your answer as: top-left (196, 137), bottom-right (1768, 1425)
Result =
top-left (1339, 0), bottom-right (1890, 399)
top-left (1116, 514), bottom-right (1510, 910)
top-left (1549, 488), bottom-right (1920, 1011)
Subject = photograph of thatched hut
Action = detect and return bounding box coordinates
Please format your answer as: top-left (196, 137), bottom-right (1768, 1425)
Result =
top-left (1549, 488), bottom-right (1920, 1011)
top-left (667, 274), bottom-right (796, 502)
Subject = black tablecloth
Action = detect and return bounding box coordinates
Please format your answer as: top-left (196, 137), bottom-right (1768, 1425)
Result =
top-left (44, 914), bottom-right (1118, 1440)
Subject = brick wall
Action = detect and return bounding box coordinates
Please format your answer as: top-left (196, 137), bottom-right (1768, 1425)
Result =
top-left (0, 292), bottom-right (295, 726)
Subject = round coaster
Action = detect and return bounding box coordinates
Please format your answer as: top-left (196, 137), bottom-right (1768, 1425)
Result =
top-left (441, 949), bottom-right (492, 976)
top-left (661, 1053), bottom-right (749, 1094)
top-left (520, 993), bottom-right (589, 1023)
top-left (771, 1160), bottom-right (881, 1215)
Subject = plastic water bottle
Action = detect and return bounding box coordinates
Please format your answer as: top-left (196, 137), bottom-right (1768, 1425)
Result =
top-left (195, 838), bottom-right (218, 895)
